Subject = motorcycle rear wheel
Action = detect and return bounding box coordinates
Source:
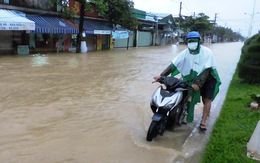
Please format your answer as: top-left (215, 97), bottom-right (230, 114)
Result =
top-left (146, 121), bottom-right (159, 141)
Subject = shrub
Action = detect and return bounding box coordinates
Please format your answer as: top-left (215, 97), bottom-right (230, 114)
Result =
top-left (238, 34), bottom-right (260, 84)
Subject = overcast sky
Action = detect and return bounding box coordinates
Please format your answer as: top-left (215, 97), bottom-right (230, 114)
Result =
top-left (133, 0), bottom-right (260, 37)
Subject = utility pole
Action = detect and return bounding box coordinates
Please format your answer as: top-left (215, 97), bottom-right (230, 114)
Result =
top-left (214, 13), bottom-right (219, 27)
top-left (177, 1), bottom-right (182, 42)
top-left (212, 13), bottom-right (219, 43)
top-left (248, 0), bottom-right (257, 37)
top-left (179, 1), bottom-right (182, 18)
top-left (76, 1), bottom-right (85, 53)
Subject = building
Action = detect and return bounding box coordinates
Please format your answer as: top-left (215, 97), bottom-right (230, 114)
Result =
top-left (126, 9), bottom-right (177, 47)
top-left (157, 14), bottom-right (178, 45)
top-left (0, 0), bottom-right (78, 54)
top-left (69, 0), bottom-right (116, 51)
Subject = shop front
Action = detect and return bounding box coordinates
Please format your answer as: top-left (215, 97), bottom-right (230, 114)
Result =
top-left (76, 19), bottom-right (113, 51)
top-left (0, 9), bottom-right (35, 54)
top-left (27, 15), bottom-right (79, 53)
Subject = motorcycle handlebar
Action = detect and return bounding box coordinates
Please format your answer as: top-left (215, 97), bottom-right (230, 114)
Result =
top-left (152, 76), bottom-right (194, 90)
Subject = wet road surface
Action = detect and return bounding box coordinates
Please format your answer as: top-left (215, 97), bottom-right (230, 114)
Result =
top-left (0, 42), bottom-right (243, 163)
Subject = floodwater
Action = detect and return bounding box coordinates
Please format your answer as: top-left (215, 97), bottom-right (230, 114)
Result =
top-left (0, 42), bottom-right (243, 163)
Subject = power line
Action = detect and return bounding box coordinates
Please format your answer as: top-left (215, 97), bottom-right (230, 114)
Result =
top-left (182, 3), bottom-right (192, 15)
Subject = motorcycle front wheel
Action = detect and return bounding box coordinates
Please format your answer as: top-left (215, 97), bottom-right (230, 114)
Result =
top-left (146, 121), bottom-right (160, 141)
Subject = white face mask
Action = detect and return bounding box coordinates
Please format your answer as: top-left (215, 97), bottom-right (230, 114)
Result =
top-left (188, 42), bottom-right (198, 50)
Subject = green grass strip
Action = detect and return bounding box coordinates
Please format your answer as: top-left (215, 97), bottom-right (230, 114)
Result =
top-left (202, 70), bottom-right (260, 163)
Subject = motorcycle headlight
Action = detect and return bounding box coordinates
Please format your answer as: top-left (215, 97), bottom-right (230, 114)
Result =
top-left (164, 101), bottom-right (174, 109)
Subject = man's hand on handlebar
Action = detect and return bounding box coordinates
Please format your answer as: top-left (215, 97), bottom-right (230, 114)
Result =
top-left (153, 76), bottom-right (161, 83)
top-left (191, 84), bottom-right (200, 91)
top-left (153, 76), bottom-right (199, 90)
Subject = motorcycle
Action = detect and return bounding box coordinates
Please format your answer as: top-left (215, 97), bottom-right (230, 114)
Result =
top-left (146, 76), bottom-right (189, 141)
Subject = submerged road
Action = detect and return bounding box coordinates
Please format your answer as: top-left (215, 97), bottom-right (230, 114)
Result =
top-left (0, 42), bottom-right (243, 163)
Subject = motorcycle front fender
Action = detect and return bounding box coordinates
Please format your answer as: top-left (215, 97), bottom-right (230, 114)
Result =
top-left (152, 113), bottom-right (165, 122)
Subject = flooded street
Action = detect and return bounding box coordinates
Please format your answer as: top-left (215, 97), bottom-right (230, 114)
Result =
top-left (0, 42), bottom-right (243, 163)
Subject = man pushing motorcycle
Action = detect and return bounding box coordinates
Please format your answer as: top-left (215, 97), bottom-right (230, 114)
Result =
top-left (154, 31), bottom-right (221, 130)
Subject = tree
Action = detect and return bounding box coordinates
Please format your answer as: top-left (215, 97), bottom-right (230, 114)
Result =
top-left (214, 26), bottom-right (244, 42)
top-left (176, 13), bottom-right (213, 39)
top-left (103, 0), bottom-right (137, 30)
top-left (238, 34), bottom-right (260, 84)
top-left (175, 12), bottom-right (244, 42)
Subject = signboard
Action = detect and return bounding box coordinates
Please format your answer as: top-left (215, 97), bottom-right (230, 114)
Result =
top-left (0, 9), bottom-right (35, 31)
top-left (69, 0), bottom-right (99, 18)
top-left (70, 0), bottom-right (81, 14)
top-left (0, 22), bottom-right (35, 30)
top-left (94, 30), bottom-right (111, 35)
top-left (112, 31), bottom-right (130, 39)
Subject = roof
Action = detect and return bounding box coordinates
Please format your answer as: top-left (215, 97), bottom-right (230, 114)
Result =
top-left (27, 15), bottom-right (78, 34)
top-left (74, 18), bottom-right (113, 34)
top-left (0, 9), bottom-right (35, 30)
top-left (158, 14), bottom-right (176, 27)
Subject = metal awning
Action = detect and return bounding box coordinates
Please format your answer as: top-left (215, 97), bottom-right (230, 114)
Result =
top-left (0, 9), bottom-right (35, 30)
top-left (27, 15), bottom-right (78, 34)
top-left (74, 19), bottom-right (113, 34)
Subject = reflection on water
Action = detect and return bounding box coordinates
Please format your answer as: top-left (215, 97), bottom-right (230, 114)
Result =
top-left (0, 43), bottom-right (242, 163)
top-left (30, 54), bottom-right (50, 67)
